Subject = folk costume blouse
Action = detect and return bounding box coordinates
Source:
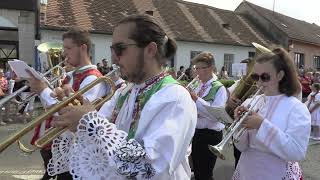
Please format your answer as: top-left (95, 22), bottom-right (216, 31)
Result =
top-left (232, 94), bottom-right (311, 180)
top-left (47, 74), bottom-right (197, 179)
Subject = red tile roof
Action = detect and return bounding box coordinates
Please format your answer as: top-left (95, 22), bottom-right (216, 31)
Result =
top-left (42, 0), bottom-right (272, 46)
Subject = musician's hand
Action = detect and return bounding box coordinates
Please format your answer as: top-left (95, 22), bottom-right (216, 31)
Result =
top-left (234, 106), bottom-right (248, 120)
top-left (189, 91), bottom-right (198, 101)
top-left (26, 69), bottom-right (47, 94)
top-left (52, 98), bottom-right (95, 132)
top-left (241, 111), bottom-right (263, 130)
top-left (51, 84), bottom-right (75, 101)
top-left (226, 96), bottom-right (241, 110)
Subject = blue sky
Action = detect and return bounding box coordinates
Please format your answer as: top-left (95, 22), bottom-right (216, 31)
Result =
top-left (185, 0), bottom-right (320, 25)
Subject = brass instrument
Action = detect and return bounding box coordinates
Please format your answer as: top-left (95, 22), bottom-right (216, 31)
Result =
top-left (225, 42), bottom-right (271, 118)
top-left (38, 42), bottom-right (63, 73)
top-left (208, 87), bottom-right (263, 160)
top-left (0, 61), bottom-right (66, 108)
top-left (0, 76), bottom-right (115, 154)
top-left (186, 75), bottom-right (200, 91)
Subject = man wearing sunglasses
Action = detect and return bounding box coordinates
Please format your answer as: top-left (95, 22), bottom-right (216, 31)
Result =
top-left (26, 27), bottom-right (107, 180)
top-left (188, 52), bottom-right (228, 180)
top-left (47, 14), bottom-right (197, 179)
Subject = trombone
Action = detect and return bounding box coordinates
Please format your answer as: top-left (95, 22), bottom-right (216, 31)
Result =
top-left (0, 76), bottom-right (116, 154)
top-left (0, 61), bottom-right (66, 108)
top-left (208, 86), bottom-right (263, 160)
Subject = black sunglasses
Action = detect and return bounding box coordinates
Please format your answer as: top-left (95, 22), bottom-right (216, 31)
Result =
top-left (110, 43), bottom-right (137, 57)
top-left (250, 73), bottom-right (271, 82)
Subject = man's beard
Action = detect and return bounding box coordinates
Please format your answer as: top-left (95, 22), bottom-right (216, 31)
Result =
top-left (120, 50), bottom-right (146, 83)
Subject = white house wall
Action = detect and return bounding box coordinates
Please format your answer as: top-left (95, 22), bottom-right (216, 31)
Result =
top-left (176, 41), bottom-right (255, 71)
top-left (41, 30), bottom-right (256, 72)
top-left (40, 30), bottom-right (113, 66)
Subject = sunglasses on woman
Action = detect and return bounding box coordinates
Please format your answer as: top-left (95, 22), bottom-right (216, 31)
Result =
top-left (250, 73), bottom-right (271, 82)
top-left (110, 43), bottom-right (137, 57)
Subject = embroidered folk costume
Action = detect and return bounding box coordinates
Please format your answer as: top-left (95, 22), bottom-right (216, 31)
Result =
top-left (48, 73), bottom-right (197, 179)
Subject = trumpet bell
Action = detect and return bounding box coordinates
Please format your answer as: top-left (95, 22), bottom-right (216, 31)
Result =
top-left (208, 144), bottom-right (226, 160)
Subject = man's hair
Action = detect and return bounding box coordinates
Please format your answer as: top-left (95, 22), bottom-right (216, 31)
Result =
top-left (179, 66), bottom-right (184, 70)
top-left (312, 83), bottom-right (320, 91)
top-left (255, 47), bottom-right (300, 96)
top-left (191, 52), bottom-right (215, 66)
top-left (117, 14), bottom-right (177, 66)
top-left (62, 27), bottom-right (92, 55)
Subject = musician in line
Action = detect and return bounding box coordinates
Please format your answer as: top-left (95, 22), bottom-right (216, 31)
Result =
top-left (27, 28), bottom-right (106, 180)
top-left (189, 52), bottom-right (228, 180)
top-left (232, 47), bottom-right (310, 180)
top-left (226, 58), bottom-right (253, 168)
top-left (47, 14), bottom-right (197, 179)
top-left (305, 83), bottom-right (320, 140)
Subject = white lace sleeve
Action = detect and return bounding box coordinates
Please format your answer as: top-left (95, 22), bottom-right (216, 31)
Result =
top-left (49, 111), bottom-right (156, 179)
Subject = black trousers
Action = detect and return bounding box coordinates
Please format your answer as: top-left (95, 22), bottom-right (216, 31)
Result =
top-left (233, 143), bottom-right (241, 168)
top-left (40, 149), bottom-right (73, 180)
top-left (191, 128), bottom-right (223, 180)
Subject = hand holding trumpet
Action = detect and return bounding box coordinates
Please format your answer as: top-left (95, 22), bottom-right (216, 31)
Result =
top-left (234, 105), bottom-right (263, 130)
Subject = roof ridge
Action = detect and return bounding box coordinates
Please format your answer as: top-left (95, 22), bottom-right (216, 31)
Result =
top-left (175, 0), bottom-right (234, 13)
top-left (244, 1), bottom-right (316, 26)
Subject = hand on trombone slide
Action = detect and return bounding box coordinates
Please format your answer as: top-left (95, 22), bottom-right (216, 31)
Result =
top-left (234, 105), bottom-right (263, 130)
top-left (52, 92), bottom-right (95, 132)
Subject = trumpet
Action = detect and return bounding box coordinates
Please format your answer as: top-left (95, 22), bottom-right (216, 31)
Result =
top-left (208, 86), bottom-right (263, 160)
top-left (0, 76), bottom-right (115, 154)
top-left (186, 75), bottom-right (200, 91)
top-left (0, 61), bottom-right (66, 108)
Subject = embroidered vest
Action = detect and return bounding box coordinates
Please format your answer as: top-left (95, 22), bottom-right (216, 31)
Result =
top-left (111, 75), bottom-right (178, 139)
top-left (31, 67), bottom-right (102, 149)
top-left (202, 81), bottom-right (224, 101)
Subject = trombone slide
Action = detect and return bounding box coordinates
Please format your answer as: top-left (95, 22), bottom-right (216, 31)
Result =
top-left (0, 76), bottom-right (115, 154)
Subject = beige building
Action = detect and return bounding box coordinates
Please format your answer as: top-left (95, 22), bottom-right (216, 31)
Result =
top-left (0, 0), bottom-right (40, 70)
top-left (236, 1), bottom-right (320, 71)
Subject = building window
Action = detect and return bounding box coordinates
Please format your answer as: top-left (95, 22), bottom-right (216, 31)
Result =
top-left (294, 53), bottom-right (304, 69)
top-left (248, 51), bottom-right (255, 58)
top-left (314, 56), bottom-right (320, 70)
top-left (190, 51), bottom-right (202, 60)
top-left (224, 54), bottom-right (234, 76)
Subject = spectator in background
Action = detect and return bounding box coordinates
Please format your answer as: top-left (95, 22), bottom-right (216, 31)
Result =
top-left (97, 62), bottom-right (103, 73)
top-left (0, 69), bottom-right (7, 96)
top-left (313, 72), bottom-right (320, 84)
top-left (99, 58), bottom-right (111, 75)
top-left (300, 71), bottom-right (313, 101)
top-left (177, 65), bottom-right (185, 79)
top-left (220, 66), bottom-right (229, 79)
top-left (0, 68), bottom-right (9, 125)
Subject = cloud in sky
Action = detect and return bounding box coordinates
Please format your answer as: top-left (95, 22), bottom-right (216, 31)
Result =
top-left (184, 0), bottom-right (320, 25)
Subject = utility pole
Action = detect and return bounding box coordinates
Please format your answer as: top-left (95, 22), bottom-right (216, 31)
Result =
top-left (272, 0), bottom-right (276, 14)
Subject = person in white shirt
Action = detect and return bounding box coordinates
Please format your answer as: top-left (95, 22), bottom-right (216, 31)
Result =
top-left (26, 28), bottom-right (106, 180)
top-left (45, 14), bottom-right (197, 179)
top-left (232, 47), bottom-right (310, 180)
top-left (188, 52), bottom-right (228, 180)
top-left (305, 83), bottom-right (320, 140)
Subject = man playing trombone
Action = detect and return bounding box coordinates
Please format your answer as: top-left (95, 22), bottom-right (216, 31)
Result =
top-left (46, 14), bottom-right (197, 179)
top-left (188, 52), bottom-right (228, 180)
top-left (27, 27), bottom-right (107, 180)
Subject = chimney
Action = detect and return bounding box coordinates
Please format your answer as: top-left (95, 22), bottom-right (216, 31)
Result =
top-left (145, 10), bottom-right (154, 16)
top-left (40, 2), bottom-right (47, 25)
top-left (222, 23), bottom-right (230, 29)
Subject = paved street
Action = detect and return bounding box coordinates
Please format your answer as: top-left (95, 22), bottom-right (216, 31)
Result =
top-left (0, 109), bottom-right (319, 180)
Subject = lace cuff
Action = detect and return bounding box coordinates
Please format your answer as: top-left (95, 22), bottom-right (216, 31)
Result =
top-left (47, 131), bottom-right (74, 176)
top-left (68, 111), bottom-right (156, 179)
